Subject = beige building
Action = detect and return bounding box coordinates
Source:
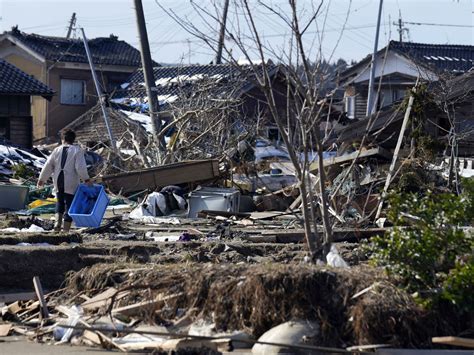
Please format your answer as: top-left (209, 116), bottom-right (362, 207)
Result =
top-left (0, 27), bottom-right (142, 143)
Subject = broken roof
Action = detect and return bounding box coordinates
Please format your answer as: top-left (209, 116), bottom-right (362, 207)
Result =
top-left (0, 59), bottom-right (54, 99)
top-left (391, 41), bottom-right (474, 73)
top-left (3, 27), bottom-right (145, 67)
top-left (61, 104), bottom-right (148, 145)
top-left (112, 62), bottom-right (279, 109)
top-left (343, 40), bottom-right (474, 79)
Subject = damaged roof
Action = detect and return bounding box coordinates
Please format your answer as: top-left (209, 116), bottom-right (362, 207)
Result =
top-left (343, 40), bottom-right (474, 79)
top-left (3, 27), bottom-right (144, 67)
top-left (112, 62), bottom-right (279, 109)
top-left (390, 41), bottom-right (474, 73)
top-left (0, 59), bottom-right (54, 98)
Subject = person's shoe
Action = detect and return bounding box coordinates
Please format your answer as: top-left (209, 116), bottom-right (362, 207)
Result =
top-left (53, 213), bottom-right (63, 232)
top-left (62, 221), bottom-right (72, 233)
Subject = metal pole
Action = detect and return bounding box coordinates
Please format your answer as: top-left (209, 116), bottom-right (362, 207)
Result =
top-left (215, 0), bottom-right (230, 64)
top-left (366, 0), bottom-right (384, 117)
top-left (80, 28), bottom-right (116, 152)
top-left (133, 0), bottom-right (165, 154)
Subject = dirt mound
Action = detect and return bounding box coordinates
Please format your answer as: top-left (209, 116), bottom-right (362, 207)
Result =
top-left (58, 262), bottom-right (452, 348)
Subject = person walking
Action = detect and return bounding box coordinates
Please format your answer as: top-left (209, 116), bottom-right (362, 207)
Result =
top-left (37, 129), bottom-right (91, 232)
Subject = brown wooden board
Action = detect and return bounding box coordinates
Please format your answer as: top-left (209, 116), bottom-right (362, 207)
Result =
top-left (101, 159), bottom-right (221, 194)
top-left (310, 146), bottom-right (391, 172)
top-left (432, 336), bottom-right (474, 348)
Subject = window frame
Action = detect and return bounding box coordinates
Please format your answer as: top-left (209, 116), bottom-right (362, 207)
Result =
top-left (60, 78), bottom-right (86, 106)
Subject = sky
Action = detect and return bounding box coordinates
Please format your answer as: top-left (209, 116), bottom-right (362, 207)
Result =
top-left (0, 0), bottom-right (472, 65)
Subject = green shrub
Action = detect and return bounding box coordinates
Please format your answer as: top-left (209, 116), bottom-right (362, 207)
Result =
top-left (12, 163), bottom-right (35, 180)
top-left (368, 179), bottom-right (474, 310)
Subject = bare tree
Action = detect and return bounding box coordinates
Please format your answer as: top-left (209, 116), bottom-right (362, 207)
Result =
top-left (156, 0), bottom-right (357, 260)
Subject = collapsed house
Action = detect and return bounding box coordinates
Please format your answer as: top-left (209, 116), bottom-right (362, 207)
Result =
top-left (112, 62), bottom-right (294, 145)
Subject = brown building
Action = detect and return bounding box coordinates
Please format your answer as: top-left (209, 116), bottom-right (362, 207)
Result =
top-left (0, 59), bottom-right (53, 148)
top-left (0, 27), bottom-right (143, 143)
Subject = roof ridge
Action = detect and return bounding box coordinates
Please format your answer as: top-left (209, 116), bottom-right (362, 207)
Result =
top-left (152, 62), bottom-right (237, 69)
top-left (390, 40), bottom-right (474, 49)
top-left (13, 30), bottom-right (120, 43)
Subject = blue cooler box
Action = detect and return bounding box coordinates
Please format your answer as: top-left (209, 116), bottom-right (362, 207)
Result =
top-left (68, 184), bottom-right (109, 227)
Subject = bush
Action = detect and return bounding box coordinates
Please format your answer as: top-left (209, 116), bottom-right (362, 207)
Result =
top-left (368, 179), bottom-right (474, 310)
top-left (12, 163), bottom-right (35, 180)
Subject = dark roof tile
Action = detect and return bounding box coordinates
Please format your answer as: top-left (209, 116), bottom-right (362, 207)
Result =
top-left (0, 59), bottom-right (54, 98)
top-left (112, 62), bottom-right (278, 109)
top-left (390, 41), bottom-right (474, 73)
top-left (7, 28), bottom-right (145, 67)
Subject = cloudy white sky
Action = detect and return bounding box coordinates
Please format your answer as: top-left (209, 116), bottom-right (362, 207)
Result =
top-left (1, 0), bottom-right (472, 65)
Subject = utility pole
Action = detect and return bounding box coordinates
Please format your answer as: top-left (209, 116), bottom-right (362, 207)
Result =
top-left (393, 10), bottom-right (409, 43)
top-left (81, 28), bottom-right (117, 153)
top-left (215, 0), bottom-right (230, 64)
top-left (133, 0), bottom-right (165, 156)
top-left (393, 10), bottom-right (403, 42)
top-left (366, 0), bottom-right (383, 117)
top-left (66, 12), bottom-right (76, 39)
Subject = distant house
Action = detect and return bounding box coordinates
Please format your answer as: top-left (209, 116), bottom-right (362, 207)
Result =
top-left (61, 104), bottom-right (148, 150)
top-left (0, 59), bottom-right (53, 148)
top-left (0, 27), bottom-right (144, 142)
top-left (340, 41), bottom-right (474, 120)
top-left (111, 62), bottom-right (292, 143)
top-left (335, 68), bottom-right (474, 155)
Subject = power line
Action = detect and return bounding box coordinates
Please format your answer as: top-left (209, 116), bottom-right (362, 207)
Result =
top-left (146, 23), bottom-right (386, 46)
top-left (403, 21), bottom-right (473, 28)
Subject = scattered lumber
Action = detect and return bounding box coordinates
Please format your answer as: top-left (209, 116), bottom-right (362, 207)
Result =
top-left (198, 210), bottom-right (251, 219)
top-left (80, 287), bottom-right (129, 311)
top-left (112, 293), bottom-right (182, 317)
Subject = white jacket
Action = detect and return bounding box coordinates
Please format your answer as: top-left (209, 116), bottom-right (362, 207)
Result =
top-left (39, 144), bottom-right (90, 195)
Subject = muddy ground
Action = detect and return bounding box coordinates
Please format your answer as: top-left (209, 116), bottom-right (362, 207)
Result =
top-left (0, 214), bottom-right (463, 350)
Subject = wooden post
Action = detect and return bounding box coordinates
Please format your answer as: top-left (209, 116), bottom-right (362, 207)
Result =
top-left (375, 87), bottom-right (416, 221)
top-left (33, 276), bottom-right (49, 319)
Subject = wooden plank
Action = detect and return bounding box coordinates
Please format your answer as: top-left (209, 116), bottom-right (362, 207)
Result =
top-left (160, 338), bottom-right (217, 352)
top-left (81, 287), bottom-right (118, 311)
top-left (32, 276), bottom-right (48, 319)
top-left (432, 336), bottom-right (474, 348)
top-left (260, 227), bottom-right (387, 243)
top-left (112, 293), bottom-right (182, 317)
top-left (198, 210), bottom-right (251, 219)
top-left (101, 159), bottom-right (221, 194)
top-left (0, 324), bottom-right (12, 337)
top-left (310, 146), bottom-right (391, 172)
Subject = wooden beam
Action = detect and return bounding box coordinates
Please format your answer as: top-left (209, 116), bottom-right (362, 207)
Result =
top-left (310, 146), bottom-right (391, 172)
top-left (432, 336), bottom-right (474, 349)
top-left (32, 276), bottom-right (49, 319)
top-left (101, 159), bottom-right (221, 194)
top-left (259, 227), bottom-right (387, 243)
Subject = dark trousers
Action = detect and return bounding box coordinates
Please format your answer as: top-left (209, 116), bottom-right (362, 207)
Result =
top-left (56, 190), bottom-right (74, 222)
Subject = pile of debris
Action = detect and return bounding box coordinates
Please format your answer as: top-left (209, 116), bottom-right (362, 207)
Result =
top-left (1, 262), bottom-right (453, 353)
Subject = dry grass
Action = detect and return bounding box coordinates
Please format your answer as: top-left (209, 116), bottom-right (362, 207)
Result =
top-left (60, 262), bottom-right (452, 348)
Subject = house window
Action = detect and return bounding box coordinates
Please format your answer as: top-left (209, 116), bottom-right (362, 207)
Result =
top-left (0, 118), bottom-right (9, 141)
top-left (345, 95), bottom-right (355, 119)
top-left (60, 79), bottom-right (85, 105)
top-left (267, 126), bottom-right (280, 141)
top-left (392, 89), bottom-right (406, 102)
